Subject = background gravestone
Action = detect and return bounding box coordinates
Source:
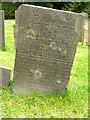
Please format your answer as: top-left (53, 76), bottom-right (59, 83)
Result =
top-left (0, 66), bottom-right (12, 87)
top-left (0, 10), bottom-right (5, 49)
top-left (15, 9), bottom-right (19, 24)
top-left (80, 13), bottom-right (88, 46)
top-left (13, 9), bottom-right (20, 48)
top-left (88, 19), bottom-right (90, 46)
top-left (13, 24), bottom-right (18, 47)
top-left (12, 4), bottom-right (84, 95)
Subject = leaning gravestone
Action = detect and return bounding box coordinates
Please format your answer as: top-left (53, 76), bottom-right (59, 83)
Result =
top-left (0, 66), bottom-right (12, 87)
top-left (0, 10), bottom-right (5, 49)
top-left (12, 4), bottom-right (84, 95)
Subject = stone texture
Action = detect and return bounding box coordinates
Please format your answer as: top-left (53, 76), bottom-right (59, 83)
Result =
top-left (15, 9), bottom-right (19, 24)
top-left (12, 4), bottom-right (84, 95)
top-left (13, 25), bottom-right (18, 47)
top-left (0, 10), bottom-right (5, 49)
top-left (13, 9), bottom-right (20, 48)
top-left (81, 13), bottom-right (89, 46)
top-left (0, 66), bottom-right (12, 87)
top-left (88, 19), bottom-right (90, 46)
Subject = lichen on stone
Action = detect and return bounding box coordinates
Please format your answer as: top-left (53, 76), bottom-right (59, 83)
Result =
top-left (34, 70), bottom-right (42, 78)
top-left (50, 42), bottom-right (57, 49)
top-left (27, 30), bottom-right (35, 39)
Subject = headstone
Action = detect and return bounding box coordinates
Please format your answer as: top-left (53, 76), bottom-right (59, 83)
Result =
top-left (15, 9), bottom-right (19, 24)
top-left (0, 66), bottom-right (12, 87)
top-left (81, 13), bottom-right (88, 46)
top-left (0, 10), bottom-right (5, 49)
top-left (12, 4), bottom-right (84, 95)
top-left (13, 9), bottom-right (20, 48)
top-left (13, 25), bottom-right (18, 48)
top-left (87, 18), bottom-right (90, 46)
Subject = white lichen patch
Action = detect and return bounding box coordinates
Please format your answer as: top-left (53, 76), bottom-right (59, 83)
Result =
top-left (50, 42), bottom-right (67, 54)
top-left (18, 26), bottom-right (25, 32)
top-left (34, 70), bottom-right (42, 78)
top-left (84, 19), bottom-right (88, 30)
top-left (31, 69), bottom-right (34, 73)
top-left (62, 48), bottom-right (67, 54)
top-left (56, 80), bottom-right (61, 84)
top-left (50, 42), bottom-right (57, 49)
top-left (58, 47), bottom-right (66, 54)
top-left (58, 47), bottom-right (62, 52)
top-left (27, 30), bottom-right (35, 39)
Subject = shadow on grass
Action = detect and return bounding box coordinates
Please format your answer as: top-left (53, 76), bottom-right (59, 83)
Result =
top-left (1, 46), bottom-right (7, 51)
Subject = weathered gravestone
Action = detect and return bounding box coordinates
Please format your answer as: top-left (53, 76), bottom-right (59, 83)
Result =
top-left (0, 10), bottom-right (5, 49)
top-left (13, 9), bottom-right (20, 48)
top-left (0, 66), bottom-right (12, 87)
top-left (12, 4), bottom-right (84, 95)
top-left (13, 25), bottom-right (18, 47)
top-left (81, 13), bottom-right (88, 46)
top-left (88, 19), bottom-right (90, 46)
top-left (15, 9), bottom-right (19, 24)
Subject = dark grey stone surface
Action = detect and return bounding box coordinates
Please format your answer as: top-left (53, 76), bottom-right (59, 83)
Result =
top-left (0, 10), bottom-right (5, 49)
top-left (0, 66), bottom-right (12, 87)
top-left (13, 4), bottom-right (84, 95)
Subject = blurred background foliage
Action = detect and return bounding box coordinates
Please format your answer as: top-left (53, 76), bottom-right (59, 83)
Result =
top-left (2, 2), bottom-right (90, 19)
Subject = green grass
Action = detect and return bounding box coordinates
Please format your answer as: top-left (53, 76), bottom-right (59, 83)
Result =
top-left (4, 19), bottom-right (15, 23)
top-left (0, 20), bottom-right (88, 118)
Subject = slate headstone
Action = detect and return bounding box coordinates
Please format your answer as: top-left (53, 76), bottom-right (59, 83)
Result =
top-left (0, 66), bottom-right (12, 87)
top-left (13, 4), bottom-right (84, 95)
top-left (0, 10), bottom-right (5, 49)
